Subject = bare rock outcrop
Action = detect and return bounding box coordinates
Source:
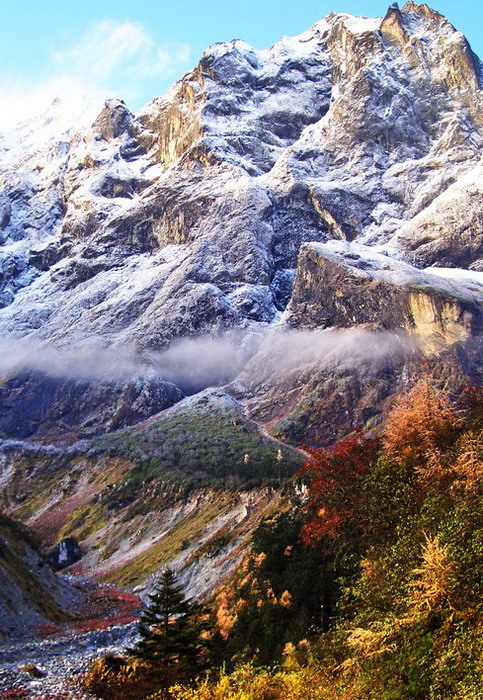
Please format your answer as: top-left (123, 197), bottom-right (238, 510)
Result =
top-left (286, 241), bottom-right (483, 351)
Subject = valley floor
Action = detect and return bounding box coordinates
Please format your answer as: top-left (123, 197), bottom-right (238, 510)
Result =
top-left (0, 621), bottom-right (138, 699)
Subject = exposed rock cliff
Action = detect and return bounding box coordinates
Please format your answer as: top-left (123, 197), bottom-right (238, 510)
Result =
top-left (286, 241), bottom-right (483, 349)
top-left (0, 514), bottom-right (80, 640)
top-left (0, 371), bottom-right (183, 441)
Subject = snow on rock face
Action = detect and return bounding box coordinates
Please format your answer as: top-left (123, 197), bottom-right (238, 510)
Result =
top-left (285, 240), bottom-right (483, 351)
top-left (0, 4), bottom-right (482, 438)
top-left (387, 160), bottom-right (483, 268)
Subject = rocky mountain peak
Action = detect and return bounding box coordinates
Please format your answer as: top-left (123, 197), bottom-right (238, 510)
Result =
top-left (92, 99), bottom-right (137, 141)
top-left (0, 4), bottom-right (482, 444)
top-left (380, 3), bottom-right (409, 44)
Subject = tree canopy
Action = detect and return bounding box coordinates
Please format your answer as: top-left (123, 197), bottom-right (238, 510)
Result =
top-left (128, 567), bottom-right (208, 685)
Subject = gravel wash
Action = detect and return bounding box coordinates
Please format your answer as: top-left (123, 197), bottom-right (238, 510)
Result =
top-left (0, 622), bottom-right (138, 699)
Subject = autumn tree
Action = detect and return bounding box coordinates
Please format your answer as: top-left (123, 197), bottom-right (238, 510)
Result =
top-left (382, 382), bottom-right (461, 478)
top-left (214, 510), bottom-right (333, 666)
top-left (298, 432), bottom-right (379, 547)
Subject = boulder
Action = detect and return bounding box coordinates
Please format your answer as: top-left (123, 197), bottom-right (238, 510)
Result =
top-left (47, 536), bottom-right (82, 571)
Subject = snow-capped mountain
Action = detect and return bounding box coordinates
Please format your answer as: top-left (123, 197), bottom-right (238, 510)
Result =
top-left (1, 1), bottom-right (482, 351)
top-left (1, 2), bottom-right (483, 608)
top-left (1, 2), bottom-right (482, 441)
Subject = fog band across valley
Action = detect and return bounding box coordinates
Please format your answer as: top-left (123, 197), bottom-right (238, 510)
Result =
top-left (0, 328), bottom-right (417, 391)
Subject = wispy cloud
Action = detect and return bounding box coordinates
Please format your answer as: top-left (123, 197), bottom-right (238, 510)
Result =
top-left (0, 328), bottom-right (417, 389)
top-left (0, 19), bottom-right (191, 132)
top-left (54, 19), bottom-right (191, 87)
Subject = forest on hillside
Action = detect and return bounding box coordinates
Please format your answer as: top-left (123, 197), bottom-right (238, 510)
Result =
top-left (81, 381), bottom-right (483, 700)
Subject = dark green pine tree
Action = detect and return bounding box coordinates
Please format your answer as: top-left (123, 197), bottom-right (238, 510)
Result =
top-left (128, 567), bottom-right (208, 685)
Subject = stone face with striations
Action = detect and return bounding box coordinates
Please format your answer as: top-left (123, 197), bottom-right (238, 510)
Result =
top-left (286, 241), bottom-right (483, 347)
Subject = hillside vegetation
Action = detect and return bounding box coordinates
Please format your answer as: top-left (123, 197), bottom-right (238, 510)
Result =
top-left (1, 390), bottom-right (303, 596)
top-left (84, 381), bottom-right (483, 699)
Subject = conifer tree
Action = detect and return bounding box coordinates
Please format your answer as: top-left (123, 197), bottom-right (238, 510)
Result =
top-left (128, 568), bottom-right (207, 684)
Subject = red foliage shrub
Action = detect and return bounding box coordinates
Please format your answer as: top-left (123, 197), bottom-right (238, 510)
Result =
top-left (34, 622), bottom-right (62, 639)
top-left (72, 586), bottom-right (141, 633)
top-left (298, 432), bottom-right (379, 546)
top-left (34, 585), bottom-right (141, 640)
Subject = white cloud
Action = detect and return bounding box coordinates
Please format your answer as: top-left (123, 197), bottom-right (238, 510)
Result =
top-left (0, 77), bottom-right (106, 133)
top-left (0, 20), bottom-right (191, 132)
top-left (54, 19), bottom-right (191, 92)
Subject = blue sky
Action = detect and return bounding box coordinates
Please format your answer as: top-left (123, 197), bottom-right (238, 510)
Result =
top-left (0, 1), bottom-right (480, 128)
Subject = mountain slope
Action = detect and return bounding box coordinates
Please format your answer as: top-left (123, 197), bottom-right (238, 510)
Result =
top-left (0, 513), bottom-right (80, 640)
top-left (1, 1), bottom-right (483, 615)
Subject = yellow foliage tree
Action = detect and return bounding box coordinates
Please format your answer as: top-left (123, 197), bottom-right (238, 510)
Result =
top-left (408, 534), bottom-right (455, 615)
top-left (383, 382), bottom-right (461, 479)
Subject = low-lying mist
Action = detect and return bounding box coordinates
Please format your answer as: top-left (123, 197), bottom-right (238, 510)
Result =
top-left (0, 327), bottom-right (417, 393)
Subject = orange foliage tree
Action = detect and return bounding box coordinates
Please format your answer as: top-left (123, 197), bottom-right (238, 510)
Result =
top-left (382, 382), bottom-right (462, 480)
